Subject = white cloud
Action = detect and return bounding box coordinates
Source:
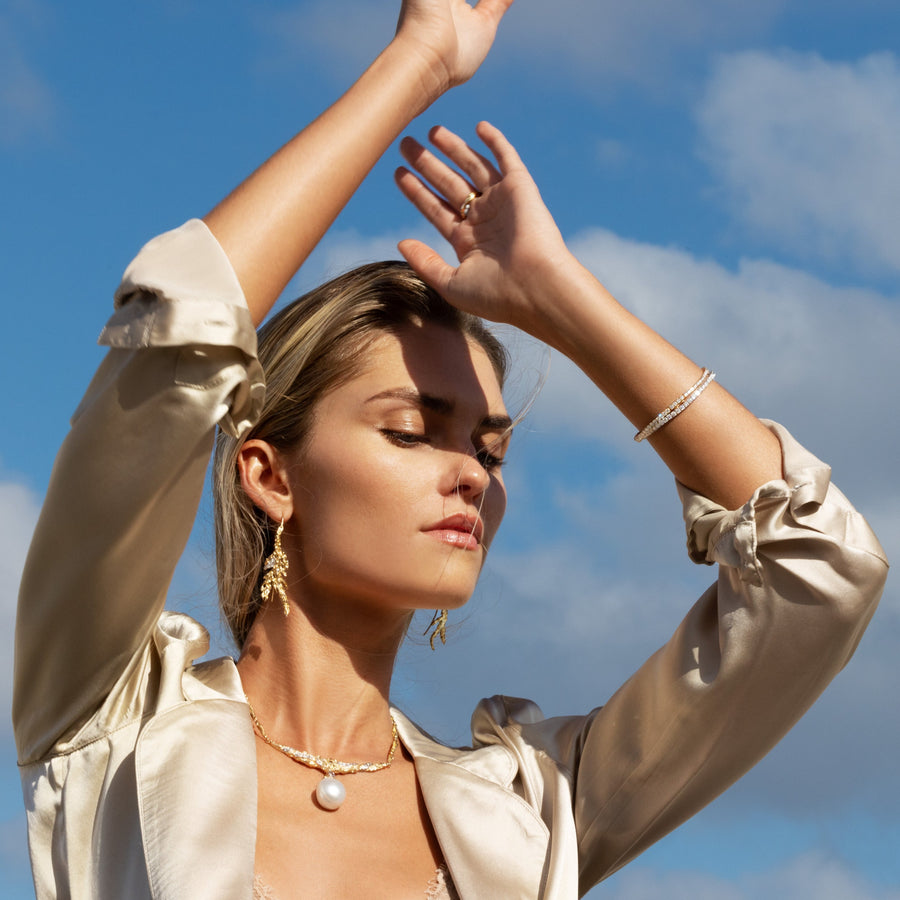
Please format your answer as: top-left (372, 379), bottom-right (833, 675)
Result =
top-left (0, 476), bottom-right (42, 741)
top-left (0, 475), bottom-right (40, 897)
top-left (479, 453), bottom-right (899, 820)
top-left (500, 0), bottom-right (783, 87)
top-left (747, 852), bottom-right (900, 900)
top-left (597, 865), bottom-right (743, 900)
top-left (287, 228), bottom-right (411, 297)
top-left (253, 3), bottom-right (395, 75)
top-left (596, 851), bottom-right (900, 900)
top-left (0, 812), bottom-right (31, 897)
top-left (377, 221), bottom-right (899, 824)
top-left (533, 227), bottom-right (900, 508)
top-left (698, 50), bottom-right (900, 274)
top-left (252, 0), bottom-right (784, 88)
top-left (595, 137), bottom-right (629, 168)
top-left (299, 223), bottom-right (900, 573)
top-left (507, 226), bottom-right (900, 814)
top-left (0, 7), bottom-right (55, 146)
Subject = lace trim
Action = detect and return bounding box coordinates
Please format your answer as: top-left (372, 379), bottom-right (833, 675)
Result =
top-left (253, 865), bottom-right (455, 899)
top-left (425, 864), bottom-right (455, 899)
top-left (252, 875), bottom-right (278, 900)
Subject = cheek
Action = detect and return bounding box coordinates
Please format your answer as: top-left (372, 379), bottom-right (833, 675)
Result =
top-left (481, 480), bottom-right (508, 548)
top-left (299, 443), bottom-right (421, 534)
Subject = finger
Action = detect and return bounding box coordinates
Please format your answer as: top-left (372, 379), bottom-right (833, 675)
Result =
top-left (397, 239), bottom-right (456, 297)
top-left (474, 120), bottom-right (526, 176)
top-left (428, 125), bottom-right (501, 191)
top-left (394, 167), bottom-right (460, 245)
top-left (399, 136), bottom-right (475, 209)
top-left (473, 0), bottom-right (516, 28)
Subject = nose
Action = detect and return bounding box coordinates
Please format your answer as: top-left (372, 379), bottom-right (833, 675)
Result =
top-left (452, 451), bottom-right (491, 497)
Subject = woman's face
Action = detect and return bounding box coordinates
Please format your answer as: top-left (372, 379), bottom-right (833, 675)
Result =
top-left (284, 321), bottom-right (510, 617)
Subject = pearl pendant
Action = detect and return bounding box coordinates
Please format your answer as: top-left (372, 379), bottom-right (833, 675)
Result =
top-left (315, 775), bottom-right (346, 811)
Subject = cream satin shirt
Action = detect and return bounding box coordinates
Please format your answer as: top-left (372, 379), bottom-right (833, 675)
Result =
top-left (14, 222), bottom-right (888, 899)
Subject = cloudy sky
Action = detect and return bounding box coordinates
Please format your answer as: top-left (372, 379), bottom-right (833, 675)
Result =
top-left (2, 1), bottom-right (898, 897)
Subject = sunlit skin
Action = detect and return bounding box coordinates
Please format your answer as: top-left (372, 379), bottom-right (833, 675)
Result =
top-left (235, 321), bottom-right (511, 898)
top-left (202, 3), bottom-right (777, 894)
top-left (283, 321), bottom-right (510, 623)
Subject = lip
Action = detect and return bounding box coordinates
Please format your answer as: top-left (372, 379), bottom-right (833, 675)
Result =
top-left (423, 512), bottom-right (484, 550)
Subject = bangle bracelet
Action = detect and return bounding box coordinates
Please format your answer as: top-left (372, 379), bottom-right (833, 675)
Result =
top-left (634, 368), bottom-right (716, 442)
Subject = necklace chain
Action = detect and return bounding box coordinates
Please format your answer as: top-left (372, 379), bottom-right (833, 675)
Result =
top-left (245, 695), bottom-right (399, 776)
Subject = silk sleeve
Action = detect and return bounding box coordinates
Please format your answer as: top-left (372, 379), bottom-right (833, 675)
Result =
top-left (14, 220), bottom-right (265, 764)
top-left (473, 422), bottom-right (887, 894)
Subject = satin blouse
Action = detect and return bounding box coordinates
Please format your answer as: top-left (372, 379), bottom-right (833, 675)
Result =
top-left (14, 221), bottom-right (888, 899)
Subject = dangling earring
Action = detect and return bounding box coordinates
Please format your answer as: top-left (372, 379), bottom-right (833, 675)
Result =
top-left (425, 609), bottom-right (448, 651)
top-left (260, 517), bottom-right (290, 617)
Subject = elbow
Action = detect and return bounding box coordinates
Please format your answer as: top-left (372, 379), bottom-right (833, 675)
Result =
top-left (769, 538), bottom-right (888, 675)
top-left (827, 543), bottom-right (887, 660)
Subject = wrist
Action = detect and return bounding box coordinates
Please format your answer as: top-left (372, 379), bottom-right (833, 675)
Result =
top-left (512, 253), bottom-right (606, 348)
top-left (385, 31), bottom-right (453, 108)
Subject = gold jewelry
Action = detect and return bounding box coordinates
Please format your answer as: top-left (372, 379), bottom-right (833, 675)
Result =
top-left (260, 517), bottom-right (290, 616)
top-left (245, 696), bottom-right (399, 811)
top-left (459, 190), bottom-right (480, 220)
top-left (425, 608), bottom-right (448, 650)
top-left (634, 368), bottom-right (716, 442)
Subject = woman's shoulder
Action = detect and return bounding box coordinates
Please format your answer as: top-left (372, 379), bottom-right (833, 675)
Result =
top-left (393, 696), bottom-right (598, 780)
top-left (471, 695), bottom-right (600, 766)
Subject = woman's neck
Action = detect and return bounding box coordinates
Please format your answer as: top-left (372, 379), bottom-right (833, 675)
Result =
top-left (236, 597), bottom-right (407, 762)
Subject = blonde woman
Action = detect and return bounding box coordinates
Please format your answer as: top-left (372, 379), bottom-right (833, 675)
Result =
top-left (14, 1), bottom-right (886, 898)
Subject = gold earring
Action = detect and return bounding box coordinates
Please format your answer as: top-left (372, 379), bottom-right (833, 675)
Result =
top-left (260, 517), bottom-right (290, 617)
top-left (425, 609), bottom-right (448, 650)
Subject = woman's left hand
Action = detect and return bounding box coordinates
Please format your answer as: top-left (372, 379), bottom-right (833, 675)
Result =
top-left (395, 0), bottom-right (515, 95)
top-left (395, 122), bottom-right (574, 333)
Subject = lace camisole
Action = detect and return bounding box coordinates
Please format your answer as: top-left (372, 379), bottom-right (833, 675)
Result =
top-left (252, 865), bottom-right (458, 899)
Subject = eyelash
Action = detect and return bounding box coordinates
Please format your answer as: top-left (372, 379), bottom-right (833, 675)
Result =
top-left (476, 447), bottom-right (507, 471)
top-left (380, 429), bottom-right (506, 471)
top-left (381, 429), bottom-right (426, 447)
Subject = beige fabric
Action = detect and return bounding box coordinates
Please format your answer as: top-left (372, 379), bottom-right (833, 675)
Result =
top-left (14, 221), bottom-right (888, 900)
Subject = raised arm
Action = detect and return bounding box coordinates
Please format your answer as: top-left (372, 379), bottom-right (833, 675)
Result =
top-left (205, 0), bottom-right (514, 325)
top-left (397, 125), bottom-right (887, 891)
top-left (14, 4), bottom-right (514, 764)
top-left (395, 122), bottom-right (780, 509)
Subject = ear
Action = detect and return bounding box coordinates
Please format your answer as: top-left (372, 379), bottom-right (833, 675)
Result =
top-left (237, 439), bottom-right (294, 523)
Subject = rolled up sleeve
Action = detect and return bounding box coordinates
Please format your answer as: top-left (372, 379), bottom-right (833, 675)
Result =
top-left (570, 421), bottom-right (887, 888)
top-left (15, 220), bottom-right (265, 763)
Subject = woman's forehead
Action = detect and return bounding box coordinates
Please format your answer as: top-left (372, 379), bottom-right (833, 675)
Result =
top-left (354, 323), bottom-right (507, 414)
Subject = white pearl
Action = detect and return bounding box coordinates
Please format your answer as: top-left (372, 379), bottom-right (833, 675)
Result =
top-left (316, 775), bottom-right (346, 810)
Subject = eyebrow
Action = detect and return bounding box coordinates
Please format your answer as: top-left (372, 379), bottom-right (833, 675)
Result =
top-left (366, 388), bottom-right (514, 432)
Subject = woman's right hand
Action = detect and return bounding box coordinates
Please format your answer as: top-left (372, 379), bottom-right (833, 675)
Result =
top-left (394, 0), bottom-right (515, 98)
top-left (396, 122), bottom-right (784, 507)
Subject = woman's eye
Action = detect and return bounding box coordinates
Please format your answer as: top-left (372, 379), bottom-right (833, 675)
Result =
top-left (381, 428), bottom-right (504, 469)
top-left (476, 447), bottom-right (506, 471)
top-left (381, 429), bottom-right (428, 447)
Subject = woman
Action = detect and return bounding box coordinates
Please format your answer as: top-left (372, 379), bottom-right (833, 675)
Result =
top-left (14, 2), bottom-right (887, 899)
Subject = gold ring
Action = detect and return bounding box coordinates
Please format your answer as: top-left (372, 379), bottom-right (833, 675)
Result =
top-left (459, 191), bottom-right (480, 220)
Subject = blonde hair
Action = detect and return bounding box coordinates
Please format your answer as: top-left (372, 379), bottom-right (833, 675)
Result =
top-left (213, 261), bottom-right (508, 647)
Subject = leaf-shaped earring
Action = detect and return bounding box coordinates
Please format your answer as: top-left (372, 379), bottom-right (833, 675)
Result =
top-left (425, 609), bottom-right (448, 650)
top-left (260, 517), bottom-right (290, 617)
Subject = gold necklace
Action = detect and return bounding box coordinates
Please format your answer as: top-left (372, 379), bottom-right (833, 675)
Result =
top-left (245, 695), bottom-right (399, 811)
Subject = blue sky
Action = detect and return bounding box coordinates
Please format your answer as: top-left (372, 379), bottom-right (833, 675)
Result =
top-left (2, 1), bottom-right (899, 897)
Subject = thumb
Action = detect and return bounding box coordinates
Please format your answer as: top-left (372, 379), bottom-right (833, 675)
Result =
top-left (476, 0), bottom-right (516, 29)
top-left (397, 239), bottom-right (456, 297)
